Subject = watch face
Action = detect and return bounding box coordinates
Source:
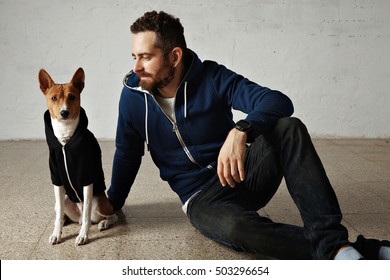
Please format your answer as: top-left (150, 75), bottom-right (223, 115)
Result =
top-left (235, 120), bottom-right (254, 143)
top-left (236, 120), bottom-right (252, 131)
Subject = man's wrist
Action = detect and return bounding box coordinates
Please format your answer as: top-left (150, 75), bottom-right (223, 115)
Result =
top-left (235, 120), bottom-right (254, 142)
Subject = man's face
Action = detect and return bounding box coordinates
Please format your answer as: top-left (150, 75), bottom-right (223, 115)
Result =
top-left (131, 31), bottom-right (175, 92)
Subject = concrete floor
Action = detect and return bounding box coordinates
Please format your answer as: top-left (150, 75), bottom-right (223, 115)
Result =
top-left (0, 139), bottom-right (389, 260)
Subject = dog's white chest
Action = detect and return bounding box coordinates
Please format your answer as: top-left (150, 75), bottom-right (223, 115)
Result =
top-left (51, 116), bottom-right (79, 145)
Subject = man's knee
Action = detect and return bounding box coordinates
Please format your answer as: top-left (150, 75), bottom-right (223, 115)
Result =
top-left (276, 117), bottom-right (305, 130)
top-left (272, 117), bottom-right (309, 140)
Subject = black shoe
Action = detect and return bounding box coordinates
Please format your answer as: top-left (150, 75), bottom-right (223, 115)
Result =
top-left (351, 235), bottom-right (390, 260)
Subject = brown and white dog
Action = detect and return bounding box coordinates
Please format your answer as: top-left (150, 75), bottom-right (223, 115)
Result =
top-left (38, 68), bottom-right (117, 245)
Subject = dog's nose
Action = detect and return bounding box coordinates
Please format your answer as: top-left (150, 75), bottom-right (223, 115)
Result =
top-left (60, 110), bottom-right (70, 119)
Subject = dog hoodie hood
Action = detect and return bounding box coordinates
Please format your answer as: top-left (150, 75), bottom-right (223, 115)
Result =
top-left (44, 108), bottom-right (106, 202)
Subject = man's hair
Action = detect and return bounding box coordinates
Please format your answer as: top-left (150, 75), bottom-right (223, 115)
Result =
top-left (130, 11), bottom-right (187, 55)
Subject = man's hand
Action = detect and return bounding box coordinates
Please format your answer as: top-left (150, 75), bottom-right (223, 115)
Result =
top-left (217, 128), bottom-right (247, 187)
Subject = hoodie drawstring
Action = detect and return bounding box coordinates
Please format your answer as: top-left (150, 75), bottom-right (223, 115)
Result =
top-left (184, 82), bottom-right (188, 119)
top-left (144, 93), bottom-right (150, 151)
top-left (123, 71), bottom-right (150, 151)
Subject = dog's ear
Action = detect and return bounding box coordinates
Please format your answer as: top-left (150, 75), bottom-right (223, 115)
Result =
top-left (70, 67), bottom-right (85, 93)
top-left (38, 69), bottom-right (55, 94)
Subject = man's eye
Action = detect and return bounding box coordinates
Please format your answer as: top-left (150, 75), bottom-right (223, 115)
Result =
top-left (51, 96), bottom-right (57, 101)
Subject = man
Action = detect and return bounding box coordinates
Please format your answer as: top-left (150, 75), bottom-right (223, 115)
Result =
top-left (108, 10), bottom-right (389, 260)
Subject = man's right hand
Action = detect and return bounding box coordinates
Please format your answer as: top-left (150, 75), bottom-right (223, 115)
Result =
top-left (217, 128), bottom-right (247, 188)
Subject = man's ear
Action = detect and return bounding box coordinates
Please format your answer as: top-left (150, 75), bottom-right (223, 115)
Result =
top-left (171, 47), bottom-right (183, 67)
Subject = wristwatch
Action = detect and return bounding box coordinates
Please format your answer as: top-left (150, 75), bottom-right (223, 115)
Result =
top-left (235, 120), bottom-right (254, 142)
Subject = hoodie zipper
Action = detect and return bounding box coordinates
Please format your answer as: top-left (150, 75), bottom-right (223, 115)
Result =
top-left (150, 94), bottom-right (203, 169)
top-left (172, 121), bottom-right (202, 168)
top-left (156, 95), bottom-right (216, 173)
top-left (62, 146), bottom-right (82, 202)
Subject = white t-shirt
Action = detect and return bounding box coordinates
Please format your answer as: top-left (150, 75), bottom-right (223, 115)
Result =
top-left (155, 95), bottom-right (176, 122)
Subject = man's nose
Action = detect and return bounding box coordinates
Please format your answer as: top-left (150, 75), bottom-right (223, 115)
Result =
top-left (133, 58), bottom-right (143, 73)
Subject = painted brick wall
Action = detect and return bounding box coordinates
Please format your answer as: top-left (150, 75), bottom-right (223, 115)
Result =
top-left (1, 0), bottom-right (389, 139)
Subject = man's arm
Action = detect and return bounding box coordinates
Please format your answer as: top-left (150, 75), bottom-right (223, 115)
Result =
top-left (209, 62), bottom-right (294, 138)
top-left (108, 148), bottom-right (142, 211)
top-left (107, 90), bottom-right (145, 211)
top-left (210, 63), bottom-right (294, 187)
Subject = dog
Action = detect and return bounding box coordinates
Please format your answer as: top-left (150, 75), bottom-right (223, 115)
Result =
top-left (38, 67), bottom-right (117, 245)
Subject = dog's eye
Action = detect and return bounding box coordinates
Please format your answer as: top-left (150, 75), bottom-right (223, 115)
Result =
top-left (51, 96), bottom-right (57, 102)
top-left (68, 95), bottom-right (76, 101)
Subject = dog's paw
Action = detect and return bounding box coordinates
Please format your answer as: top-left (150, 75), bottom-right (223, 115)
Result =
top-left (49, 233), bottom-right (61, 244)
top-left (98, 214), bottom-right (118, 231)
top-left (75, 234), bottom-right (88, 246)
top-left (98, 220), bottom-right (109, 231)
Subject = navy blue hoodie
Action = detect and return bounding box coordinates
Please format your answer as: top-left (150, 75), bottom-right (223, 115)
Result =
top-left (108, 49), bottom-right (293, 209)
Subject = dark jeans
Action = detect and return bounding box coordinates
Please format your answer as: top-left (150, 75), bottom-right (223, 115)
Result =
top-left (187, 117), bottom-right (349, 259)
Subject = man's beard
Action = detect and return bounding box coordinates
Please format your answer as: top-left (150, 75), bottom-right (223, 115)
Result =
top-left (138, 63), bottom-right (175, 93)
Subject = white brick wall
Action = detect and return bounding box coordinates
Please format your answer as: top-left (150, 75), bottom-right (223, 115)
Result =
top-left (1, 0), bottom-right (389, 139)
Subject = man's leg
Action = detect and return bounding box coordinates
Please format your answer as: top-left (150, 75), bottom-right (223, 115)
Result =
top-left (263, 117), bottom-right (349, 259)
top-left (188, 117), bottom-right (387, 259)
top-left (187, 131), bottom-right (313, 259)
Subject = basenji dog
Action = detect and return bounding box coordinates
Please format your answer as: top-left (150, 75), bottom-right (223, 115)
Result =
top-left (38, 67), bottom-right (117, 245)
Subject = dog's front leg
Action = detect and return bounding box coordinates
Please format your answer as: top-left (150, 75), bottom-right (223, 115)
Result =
top-left (75, 183), bottom-right (93, 245)
top-left (49, 185), bottom-right (65, 244)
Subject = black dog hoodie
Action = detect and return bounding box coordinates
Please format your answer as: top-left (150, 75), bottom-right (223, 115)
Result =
top-left (44, 107), bottom-right (106, 203)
